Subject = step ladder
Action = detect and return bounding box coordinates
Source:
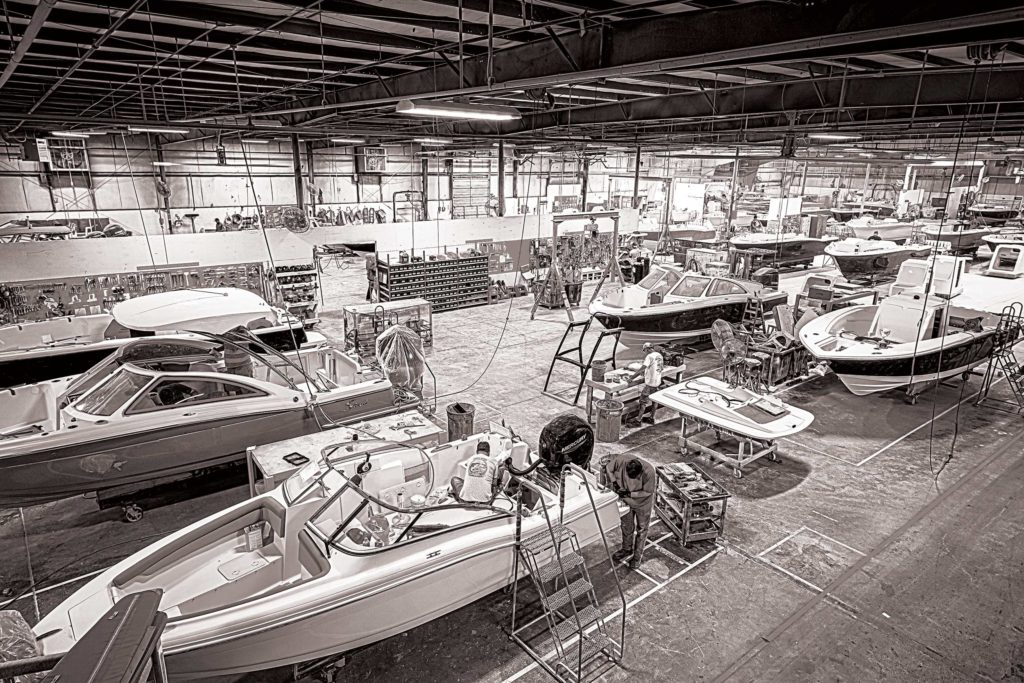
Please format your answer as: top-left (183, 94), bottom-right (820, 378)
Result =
top-left (509, 465), bottom-right (626, 682)
top-left (975, 302), bottom-right (1024, 414)
top-left (542, 319), bottom-right (623, 406)
top-left (740, 296), bottom-right (768, 336)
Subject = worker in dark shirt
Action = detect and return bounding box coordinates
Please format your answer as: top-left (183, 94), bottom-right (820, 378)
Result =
top-left (868, 231), bottom-right (882, 241)
top-left (604, 453), bottom-right (656, 569)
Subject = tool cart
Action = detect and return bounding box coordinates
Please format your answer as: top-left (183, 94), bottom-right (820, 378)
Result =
top-left (653, 462), bottom-right (730, 546)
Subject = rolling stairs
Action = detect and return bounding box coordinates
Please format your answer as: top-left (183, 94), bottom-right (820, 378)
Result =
top-left (510, 467), bottom-right (626, 682)
top-left (976, 302), bottom-right (1024, 414)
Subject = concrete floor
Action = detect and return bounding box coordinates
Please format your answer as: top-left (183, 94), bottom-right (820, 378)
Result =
top-left (2, 252), bottom-right (1023, 682)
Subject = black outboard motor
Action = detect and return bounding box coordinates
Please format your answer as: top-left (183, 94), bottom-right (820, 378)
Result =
top-left (537, 413), bottom-right (595, 474)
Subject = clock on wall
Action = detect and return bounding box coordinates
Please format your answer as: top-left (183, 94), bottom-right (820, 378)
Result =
top-left (356, 146), bottom-right (387, 174)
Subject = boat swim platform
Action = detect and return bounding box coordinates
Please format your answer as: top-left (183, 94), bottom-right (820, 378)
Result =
top-left (4, 271), bottom-right (1024, 683)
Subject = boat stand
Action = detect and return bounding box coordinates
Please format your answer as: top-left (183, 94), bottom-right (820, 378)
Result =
top-left (975, 302), bottom-right (1024, 414)
top-left (542, 318), bottom-right (623, 406)
top-left (509, 465), bottom-right (627, 683)
top-left (678, 413), bottom-right (778, 479)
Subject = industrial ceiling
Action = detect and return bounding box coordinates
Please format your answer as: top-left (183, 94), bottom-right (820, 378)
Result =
top-left (1, 0), bottom-right (1023, 152)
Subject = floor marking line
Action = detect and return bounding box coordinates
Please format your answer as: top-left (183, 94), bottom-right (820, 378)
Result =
top-left (7, 568), bottom-right (104, 603)
top-left (801, 527), bottom-right (867, 556)
top-left (756, 556), bottom-right (823, 593)
top-left (757, 527), bottom-right (807, 558)
top-left (855, 381), bottom-right (999, 467)
top-left (501, 546), bottom-right (721, 683)
top-left (810, 510), bottom-right (840, 524)
top-left (780, 437), bottom-right (856, 464)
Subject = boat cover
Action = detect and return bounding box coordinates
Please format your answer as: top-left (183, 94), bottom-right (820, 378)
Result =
top-left (46, 590), bottom-right (165, 683)
top-left (112, 288), bottom-right (276, 334)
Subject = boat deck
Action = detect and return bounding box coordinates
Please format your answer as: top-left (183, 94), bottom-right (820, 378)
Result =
top-left (3, 253), bottom-right (1023, 683)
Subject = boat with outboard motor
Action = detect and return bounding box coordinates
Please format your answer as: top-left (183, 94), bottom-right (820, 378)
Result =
top-left (842, 216), bottom-right (922, 243)
top-left (0, 304), bottom-right (316, 390)
top-left (965, 204), bottom-right (1020, 226)
top-left (33, 430), bottom-right (618, 679)
top-left (0, 288), bottom-right (403, 509)
top-left (589, 264), bottom-right (787, 343)
top-left (824, 238), bottom-right (932, 280)
top-left (920, 221), bottom-right (993, 254)
top-left (729, 232), bottom-right (837, 266)
top-left (798, 291), bottom-right (999, 397)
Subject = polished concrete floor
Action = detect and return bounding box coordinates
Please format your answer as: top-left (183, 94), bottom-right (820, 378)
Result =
top-left (2, 255), bottom-right (1022, 682)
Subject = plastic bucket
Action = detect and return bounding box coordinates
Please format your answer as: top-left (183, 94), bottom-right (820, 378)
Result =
top-left (591, 359), bottom-right (608, 382)
top-left (446, 402), bottom-right (476, 442)
top-left (564, 282), bottom-right (583, 305)
top-left (594, 399), bottom-right (624, 443)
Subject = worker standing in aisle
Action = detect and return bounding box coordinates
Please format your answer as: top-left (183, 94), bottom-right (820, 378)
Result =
top-left (604, 453), bottom-right (656, 569)
top-left (223, 326), bottom-right (254, 378)
top-left (626, 343), bottom-right (665, 427)
top-left (365, 253), bottom-right (377, 302)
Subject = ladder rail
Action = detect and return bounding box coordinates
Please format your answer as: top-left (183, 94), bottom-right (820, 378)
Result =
top-left (512, 474), bottom-right (593, 677)
top-left (561, 463), bottom-right (628, 657)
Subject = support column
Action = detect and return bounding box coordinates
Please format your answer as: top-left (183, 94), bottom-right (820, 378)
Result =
top-left (421, 158), bottom-right (430, 219)
top-left (726, 148), bottom-right (739, 230)
top-left (497, 140), bottom-right (506, 216)
top-left (291, 133), bottom-right (304, 209)
top-left (154, 142), bottom-right (173, 232)
top-left (632, 146), bottom-right (642, 208)
top-left (580, 157), bottom-right (589, 212)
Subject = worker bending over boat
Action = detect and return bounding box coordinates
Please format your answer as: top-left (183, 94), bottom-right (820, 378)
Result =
top-left (604, 453), bottom-right (656, 569)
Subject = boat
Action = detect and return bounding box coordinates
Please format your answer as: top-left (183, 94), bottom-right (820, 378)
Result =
top-left (0, 306), bottom-right (318, 390)
top-left (824, 238), bottom-right (932, 280)
top-left (982, 230), bottom-right (1024, 251)
top-left (830, 207), bottom-right (865, 222)
top-left (729, 232), bottom-right (837, 266)
top-left (965, 204), bottom-right (1020, 226)
top-left (843, 216), bottom-right (922, 243)
top-left (798, 292), bottom-right (999, 397)
top-left (651, 376), bottom-right (815, 442)
top-left (0, 220), bottom-right (72, 242)
top-left (589, 264), bottom-right (788, 343)
top-left (0, 288), bottom-right (405, 508)
top-left (33, 432), bottom-right (618, 678)
top-left (920, 221), bottom-right (992, 254)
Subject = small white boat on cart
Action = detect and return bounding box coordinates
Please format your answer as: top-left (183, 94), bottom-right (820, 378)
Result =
top-left (34, 432), bottom-right (619, 679)
top-left (650, 377), bottom-right (815, 478)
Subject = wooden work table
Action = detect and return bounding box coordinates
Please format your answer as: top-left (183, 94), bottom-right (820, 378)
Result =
top-left (584, 364), bottom-right (684, 423)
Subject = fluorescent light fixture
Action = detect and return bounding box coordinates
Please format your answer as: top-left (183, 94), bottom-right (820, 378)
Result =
top-left (241, 139), bottom-right (270, 144)
top-left (397, 99), bottom-right (520, 121)
top-left (51, 131), bottom-right (90, 138)
top-left (152, 161), bottom-right (179, 166)
top-left (413, 137), bottom-right (453, 145)
top-left (1005, 147), bottom-right (1024, 153)
top-left (931, 160), bottom-right (984, 167)
top-left (128, 126), bottom-right (190, 135)
top-left (330, 137), bottom-right (366, 144)
top-left (807, 132), bottom-right (862, 141)
top-left (533, 145), bottom-right (552, 150)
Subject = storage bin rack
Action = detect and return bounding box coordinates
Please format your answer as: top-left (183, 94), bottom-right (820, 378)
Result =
top-left (271, 262), bottom-right (321, 324)
top-left (342, 298), bottom-right (433, 362)
top-left (376, 253), bottom-right (490, 313)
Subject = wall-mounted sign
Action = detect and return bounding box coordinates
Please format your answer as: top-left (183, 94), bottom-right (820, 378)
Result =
top-left (357, 146), bottom-right (387, 174)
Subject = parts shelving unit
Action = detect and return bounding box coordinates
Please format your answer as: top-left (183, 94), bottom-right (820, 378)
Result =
top-left (270, 262), bottom-right (321, 325)
top-left (376, 253), bottom-right (490, 313)
top-left (653, 462), bottom-right (730, 546)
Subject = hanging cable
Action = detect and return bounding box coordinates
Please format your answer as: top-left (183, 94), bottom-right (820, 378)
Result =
top-left (118, 131), bottom-right (159, 268)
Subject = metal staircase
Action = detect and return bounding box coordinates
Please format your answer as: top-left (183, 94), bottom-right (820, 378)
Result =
top-left (510, 465), bottom-right (626, 682)
top-left (976, 302), bottom-right (1024, 414)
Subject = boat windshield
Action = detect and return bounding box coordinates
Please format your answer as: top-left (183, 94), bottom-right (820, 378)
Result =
top-left (668, 275), bottom-right (711, 298)
top-left (74, 368), bottom-right (152, 416)
top-left (297, 439), bottom-right (517, 554)
top-left (635, 268), bottom-right (667, 290)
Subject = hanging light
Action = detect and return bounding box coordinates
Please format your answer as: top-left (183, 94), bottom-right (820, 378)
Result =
top-left (807, 132), bottom-right (862, 141)
top-left (330, 137), bottom-right (366, 144)
top-left (397, 100), bottom-right (521, 121)
top-left (413, 137), bottom-right (453, 145)
top-left (152, 161), bottom-right (179, 166)
top-left (128, 126), bottom-right (190, 134)
top-left (50, 131), bottom-right (91, 138)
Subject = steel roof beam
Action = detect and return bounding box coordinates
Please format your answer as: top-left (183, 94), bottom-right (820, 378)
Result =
top-left (477, 64), bottom-right (1024, 133)
top-left (0, 0), bottom-right (57, 90)
top-left (274, 0), bottom-right (1024, 124)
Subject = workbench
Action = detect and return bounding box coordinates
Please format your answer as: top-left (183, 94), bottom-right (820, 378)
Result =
top-left (584, 364), bottom-right (684, 424)
top-left (245, 409), bottom-right (444, 496)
